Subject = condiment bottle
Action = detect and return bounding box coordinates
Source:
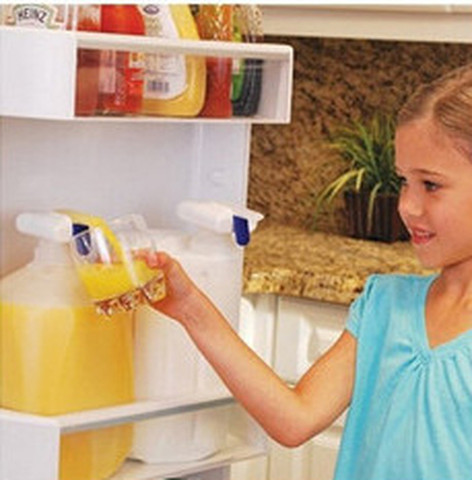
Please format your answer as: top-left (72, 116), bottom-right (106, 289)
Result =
top-left (139, 4), bottom-right (206, 117)
top-left (0, 4), bottom-right (102, 116)
top-left (74, 5), bottom-right (101, 116)
top-left (98, 5), bottom-right (145, 115)
top-left (232, 5), bottom-right (264, 117)
top-left (193, 5), bottom-right (233, 118)
top-left (0, 4), bottom-right (69, 28)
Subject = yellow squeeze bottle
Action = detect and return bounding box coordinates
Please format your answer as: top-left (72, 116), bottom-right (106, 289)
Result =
top-left (139, 4), bottom-right (206, 117)
top-left (0, 213), bottom-right (134, 480)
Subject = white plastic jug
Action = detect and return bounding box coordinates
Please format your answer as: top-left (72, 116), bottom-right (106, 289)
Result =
top-left (132, 202), bottom-right (263, 463)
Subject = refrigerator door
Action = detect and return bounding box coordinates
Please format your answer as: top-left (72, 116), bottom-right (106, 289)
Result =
top-left (0, 26), bottom-right (293, 480)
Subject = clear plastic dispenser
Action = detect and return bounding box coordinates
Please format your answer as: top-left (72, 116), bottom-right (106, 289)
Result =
top-left (0, 212), bottom-right (134, 480)
top-left (132, 201), bottom-right (263, 463)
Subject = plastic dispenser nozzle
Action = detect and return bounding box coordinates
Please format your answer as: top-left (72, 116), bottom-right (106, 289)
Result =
top-left (16, 212), bottom-right (73, 243)
top-left (16, 212), bottom-right (74, 265)
top-left (176, 201), bottom-right (263, 247)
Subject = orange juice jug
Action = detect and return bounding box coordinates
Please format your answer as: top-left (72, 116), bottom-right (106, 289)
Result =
top-left (139, 4), bottom-right (206, 117)
top-left (0, 213), bottom-right (134, 480)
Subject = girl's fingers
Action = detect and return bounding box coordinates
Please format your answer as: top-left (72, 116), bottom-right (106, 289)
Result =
top-left (146, 251), bottom-right (166, 269)
top-left (135, 249), bottom-right (169, 269)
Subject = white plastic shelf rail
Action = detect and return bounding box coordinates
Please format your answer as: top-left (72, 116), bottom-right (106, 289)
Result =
top-left (0, 390), bottom-right (267, 480)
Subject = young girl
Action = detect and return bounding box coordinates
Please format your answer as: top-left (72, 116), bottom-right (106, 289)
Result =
top-left (146, 64), bottom-right (472, 480)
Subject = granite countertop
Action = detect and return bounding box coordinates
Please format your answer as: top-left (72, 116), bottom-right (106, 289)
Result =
top-left (243, 222), bottom-right (434, 305)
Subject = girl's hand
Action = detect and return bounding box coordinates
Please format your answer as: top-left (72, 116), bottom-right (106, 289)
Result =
top-left (144, 251), bottom-right (207, 324)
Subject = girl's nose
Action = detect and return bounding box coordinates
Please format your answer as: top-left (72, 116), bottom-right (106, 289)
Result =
top-left (398, 187), bottom-right (423, 220)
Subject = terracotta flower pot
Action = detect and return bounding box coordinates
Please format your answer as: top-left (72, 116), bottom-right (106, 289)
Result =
top-left (344, 190), bottom-right (409, 243)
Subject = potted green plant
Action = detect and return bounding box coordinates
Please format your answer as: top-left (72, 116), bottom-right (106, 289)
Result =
top-left (314, 113), bottom-right (409, 242)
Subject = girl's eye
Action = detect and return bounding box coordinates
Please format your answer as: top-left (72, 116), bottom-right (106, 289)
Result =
top-left (398, 176), bottom-right (407, 187)
top-left (424, 180), bottom-right (439, 192)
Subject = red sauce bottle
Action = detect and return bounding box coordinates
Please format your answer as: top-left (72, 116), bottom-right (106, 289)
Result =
top-left (98, 5), bottom-right (145, 115)
top-left (193, 5), bottom-right (233, 118)
top-left (75, 5), bottom-right (101, 116)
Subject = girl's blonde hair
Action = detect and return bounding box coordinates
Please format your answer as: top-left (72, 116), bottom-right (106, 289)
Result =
top-left (397, 64), bottom-right (472, 150)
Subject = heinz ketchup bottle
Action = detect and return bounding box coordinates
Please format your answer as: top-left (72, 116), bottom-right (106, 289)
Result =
top-left (98, 5), bottom-right (145, 115)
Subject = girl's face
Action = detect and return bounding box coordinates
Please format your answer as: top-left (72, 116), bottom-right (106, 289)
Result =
top-left (395, 117), bottom-right (472, 271)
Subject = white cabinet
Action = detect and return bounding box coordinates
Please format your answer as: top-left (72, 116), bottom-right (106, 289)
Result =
top-left (274, 297), bottom-right (348, 387)
top-left (0, 26), bottom-right (293, 480)
top-left (260, 5), bottom-right (472, 43)
top-left (268, 426), bottom-right (342, 480)
top-left (240, 293), bottom-right (350, 480)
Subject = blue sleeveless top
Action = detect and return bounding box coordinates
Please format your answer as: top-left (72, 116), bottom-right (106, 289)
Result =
top-left (334, 274), bottom-right (472, 480)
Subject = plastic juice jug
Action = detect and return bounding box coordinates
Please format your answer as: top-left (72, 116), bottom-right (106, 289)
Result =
top-left (98, 4), bottom-right (145, 115)
top-left (193, 5), bottom-right (233, 118)
top-left (139, 4), bottom-right (206, 117)
top-left (232, 5), bottom-right (264, 117)
top-left (0, 213), bottom-right (134, 480)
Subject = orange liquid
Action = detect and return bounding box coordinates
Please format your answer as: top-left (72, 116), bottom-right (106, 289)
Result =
top-left (75, 48), bottom-right (101, 116)
top-left (0, 302), bottom-right (134, 480)
top-left (77, 259), bottom-right (161, 301)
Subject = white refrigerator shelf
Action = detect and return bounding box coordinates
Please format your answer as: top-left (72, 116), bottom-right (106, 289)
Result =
top-left (0, 389), bottom-right (234, 434)
top-left (0, 26), bottom-right (293, 123)
top-left (112, 444), bottom-right (266, 480)
top-left (0, 390), bottom-right (267, 480)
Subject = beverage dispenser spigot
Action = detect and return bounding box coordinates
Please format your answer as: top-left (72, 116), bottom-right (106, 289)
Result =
top-left (15, 212), bottom-right (75, 266)
top-left (16, 211), bottom-right (73, 243)
top-left (176, 200), bottom-right (264, 247)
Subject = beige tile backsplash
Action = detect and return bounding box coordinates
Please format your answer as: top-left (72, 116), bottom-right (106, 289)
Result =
top-left (248, 36), bottom-right (472, 234)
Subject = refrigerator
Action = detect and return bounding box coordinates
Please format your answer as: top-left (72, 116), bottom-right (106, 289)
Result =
top-left (0, 23), bottom-right (293, 480)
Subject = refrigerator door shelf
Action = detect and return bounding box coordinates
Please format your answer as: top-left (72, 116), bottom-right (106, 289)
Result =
top-left (0, 397), bottom-right (267, 480)
top-left (0, 26), bottom-right (293, 123)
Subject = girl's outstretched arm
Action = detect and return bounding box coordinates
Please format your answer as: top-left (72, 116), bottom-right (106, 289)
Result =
top-left (148, 252), bottom-right (357, 448)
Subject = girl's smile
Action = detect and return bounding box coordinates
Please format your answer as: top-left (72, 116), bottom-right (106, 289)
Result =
top-left (409, 227), bottom-right (435, 246)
